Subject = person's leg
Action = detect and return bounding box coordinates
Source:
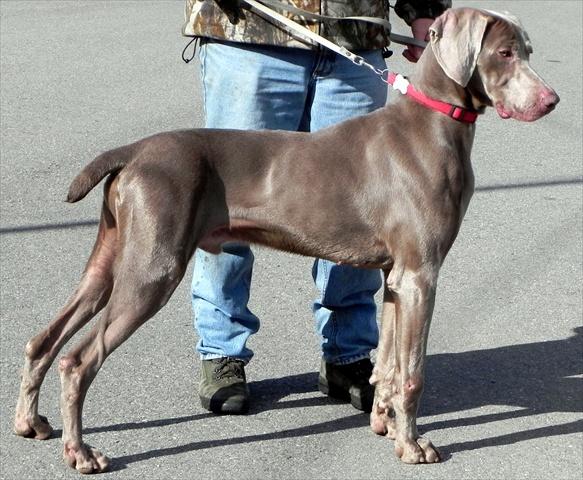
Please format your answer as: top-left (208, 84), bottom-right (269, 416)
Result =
top-left (192, 40), bottom-right (314, 412)
top-left (307, 50), bottom-right (388, 411)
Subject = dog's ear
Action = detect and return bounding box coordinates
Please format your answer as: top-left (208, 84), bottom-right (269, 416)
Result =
top-left (429, 8), bottom-right (489, 87)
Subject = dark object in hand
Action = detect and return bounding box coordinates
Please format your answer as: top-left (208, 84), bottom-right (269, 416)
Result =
top-left (215, 0), bottom-right (246, 25)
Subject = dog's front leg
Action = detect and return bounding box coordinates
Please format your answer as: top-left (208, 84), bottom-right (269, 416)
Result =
top-left (370, 279), bottom-right (397, 439)
top-left (384, 266), bottom-right (440, 463)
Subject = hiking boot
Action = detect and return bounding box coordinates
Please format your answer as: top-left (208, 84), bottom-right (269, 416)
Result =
top-left (318, 358), bottom-right (374, 412)
top-left (199, 357), bottom-right (250, 414)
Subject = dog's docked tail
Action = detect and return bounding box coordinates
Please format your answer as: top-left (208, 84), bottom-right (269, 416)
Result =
top-left (66, 144), bottom-right (135, 203)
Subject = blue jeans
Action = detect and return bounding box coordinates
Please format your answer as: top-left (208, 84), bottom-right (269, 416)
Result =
top-left (192, 40), bottom-right (386, 365)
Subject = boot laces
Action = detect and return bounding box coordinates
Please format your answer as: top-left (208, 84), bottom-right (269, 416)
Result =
top-left (213, 357), bottom-right (245, 380)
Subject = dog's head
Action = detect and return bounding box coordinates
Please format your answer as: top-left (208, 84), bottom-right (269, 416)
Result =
top-left (429, 7), bottom-right (559, 121)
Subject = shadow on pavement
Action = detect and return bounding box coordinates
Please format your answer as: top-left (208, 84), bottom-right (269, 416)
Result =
top-left (421, 327), bottom-right (581, 418)
top-left (109, 413), bottom-right (366, 471)
top-left (420, 326), bottom-right (582, 453)
top-left (99, 326), bottom-right (581, 471)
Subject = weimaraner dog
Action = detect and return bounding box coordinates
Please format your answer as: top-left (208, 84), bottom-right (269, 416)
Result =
top-left (15, 7), bottom-right (558, 473)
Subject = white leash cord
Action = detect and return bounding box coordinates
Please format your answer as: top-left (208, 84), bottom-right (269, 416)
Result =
top-left (242, 0), bottom-right (426, 77)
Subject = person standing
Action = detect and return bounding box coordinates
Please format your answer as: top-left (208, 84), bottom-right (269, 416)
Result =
top-left (182, 0), bottom-right (451, 414)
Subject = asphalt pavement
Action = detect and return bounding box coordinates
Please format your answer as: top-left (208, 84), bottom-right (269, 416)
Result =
top-left (1, 1), bottom-right (581, 479)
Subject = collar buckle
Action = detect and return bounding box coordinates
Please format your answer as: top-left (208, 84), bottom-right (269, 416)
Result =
top-left (449, 106), bottom-right (464, 120)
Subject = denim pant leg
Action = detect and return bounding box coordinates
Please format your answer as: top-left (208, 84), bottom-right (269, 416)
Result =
top-left (192, 41), bottom-right (311, 361)
top-left (309, 50), bottom-right (387, 364)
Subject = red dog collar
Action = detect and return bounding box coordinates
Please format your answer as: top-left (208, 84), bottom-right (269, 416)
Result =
top-left (386, 72), bottom-right (478, 124)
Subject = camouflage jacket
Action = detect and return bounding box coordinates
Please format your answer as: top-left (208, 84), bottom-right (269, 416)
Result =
top-left (183, 0), bottom-right (452, 50)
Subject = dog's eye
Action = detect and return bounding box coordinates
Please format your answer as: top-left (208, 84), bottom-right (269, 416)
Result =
top-left (498, 49), bottom-right (513, 58)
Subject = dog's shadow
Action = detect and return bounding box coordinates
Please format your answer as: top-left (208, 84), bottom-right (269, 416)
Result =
top-left (420, 325), bottom-right (583, 454)
top-left (92, 326), bottom-right (582, 470)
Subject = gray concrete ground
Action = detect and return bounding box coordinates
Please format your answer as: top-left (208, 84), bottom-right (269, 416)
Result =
top-left (1, 1), bottom-right (581, 479)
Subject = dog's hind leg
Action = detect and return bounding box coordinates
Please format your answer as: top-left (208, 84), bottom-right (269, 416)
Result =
top-left (14, 203), bottom-right (117, 440)
top-left (57, 240), bottom-right (188, 473)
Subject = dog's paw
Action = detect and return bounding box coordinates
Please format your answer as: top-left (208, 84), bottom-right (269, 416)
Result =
top-left (395, 436), bottom-right (440, 464)
top-left (63, 442), bottom-right (110, 474)
top-left (14, 414), bottom-right (53, 440)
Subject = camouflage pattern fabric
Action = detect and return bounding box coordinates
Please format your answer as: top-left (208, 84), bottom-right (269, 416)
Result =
top-left (183, 0), bottom-right (452, 50)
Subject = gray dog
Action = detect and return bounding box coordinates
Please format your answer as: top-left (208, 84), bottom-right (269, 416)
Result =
top-left (15, 7), bottom-right (558, 474)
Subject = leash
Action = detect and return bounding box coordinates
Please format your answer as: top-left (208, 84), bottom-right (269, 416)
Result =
top-left (244, 0), bottom-right (427, 49)
top-left (182, 1), bottom-right (478, 123)
top-left (242, 0), bottom-right (478, 123)
top-left (242, 0), bottom-right (423, 78)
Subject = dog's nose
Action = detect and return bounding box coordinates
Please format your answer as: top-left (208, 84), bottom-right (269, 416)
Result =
top-left (542, 89), bottom-right (560, 111)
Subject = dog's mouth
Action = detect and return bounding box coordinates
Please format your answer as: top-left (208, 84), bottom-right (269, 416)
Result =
top-left (495, 101), bottom-right (557, 122)
top-left (495, 103), bottom-right (512, 119)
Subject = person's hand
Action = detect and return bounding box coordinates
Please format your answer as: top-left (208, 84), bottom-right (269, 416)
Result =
top-left (402, 17), bottom-right (434, 63)
top-left (215, 0), bottom-right (245, 25)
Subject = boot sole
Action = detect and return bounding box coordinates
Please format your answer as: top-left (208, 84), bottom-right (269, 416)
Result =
top-left (200, 395), bottom-right (249, 415)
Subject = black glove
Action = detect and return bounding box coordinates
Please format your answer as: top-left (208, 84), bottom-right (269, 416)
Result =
top-left (215, 0), bottom-right (246, 25)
